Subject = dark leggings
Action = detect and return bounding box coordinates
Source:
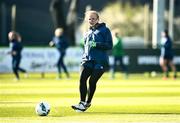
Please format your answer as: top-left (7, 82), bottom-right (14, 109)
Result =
top-left (12, 58), bottom-right (26, 79)
top-left (57, 51), bottom-right (69, 77)
top-left (79, 62), bottom-right (104, 104)
top-left (113, 56), bottom-right (127, 73)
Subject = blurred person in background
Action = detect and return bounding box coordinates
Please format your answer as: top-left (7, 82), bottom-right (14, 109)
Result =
top-left (49, 28), bottom-right (70, 79)
top-left (111, 30), bottom-right (128, 79)
top-left (71, 10), bottom-right (113, 112)
top-left (8, 31), bottom-right (28, 81)
top-left (159, 29), bottom-right (177, 79)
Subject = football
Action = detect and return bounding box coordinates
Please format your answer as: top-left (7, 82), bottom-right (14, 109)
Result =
top-left (35, 101), bottom-right (50, 116)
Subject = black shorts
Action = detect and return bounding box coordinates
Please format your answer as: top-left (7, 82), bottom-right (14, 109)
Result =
top-left (164, 55), bottom-right (173, 61)
top-left (81, 60), bottom-right (106, 70)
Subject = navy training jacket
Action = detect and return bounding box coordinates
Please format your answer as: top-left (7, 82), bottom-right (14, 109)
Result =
top-left (10, 39), bottom-right (23, 59)
top-left (160, 36), bottom-right (174, 59)
top-left (82, 23), bottom-right (113, 65)
top-left (52, 35), bottom-right (68, 53)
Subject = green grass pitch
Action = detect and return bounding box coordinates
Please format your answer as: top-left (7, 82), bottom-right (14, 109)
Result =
top-left (0, 72), bottom-right (180, 123)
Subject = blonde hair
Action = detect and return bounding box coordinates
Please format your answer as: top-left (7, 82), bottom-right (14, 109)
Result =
top-left (85, 10), bottom-right (99, 20)
top-left (8, 31), bottom-right (22, 42)
top-left (55, 28), bottom-right (63, 37)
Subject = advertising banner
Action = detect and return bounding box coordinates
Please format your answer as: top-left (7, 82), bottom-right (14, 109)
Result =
top-left (0, 48), bottom-right (180, 73)
top-left (0, 47), bottom-right (83, 73)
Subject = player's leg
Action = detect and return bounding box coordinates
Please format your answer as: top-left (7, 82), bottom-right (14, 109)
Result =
top-left (18, 58), bottom-right (27, 73)
top-left (80, 66), bottom-right (93, 102)
top-left (18, 67), bottom-right (26, 73)
top-left (59, 52), bottom-right (69, 78)
top-left (86, 64), bottom-right (104, 108)
top-left (72, 62), bottom-right (93, 111)
top-left (160, 57), bottom-right (168, 78)
top-left (57, 54), bottom-right (62, 78)
top-left (12, 58), bottom-right (20, 80)
top-left (18, 58), bottom-right (28, 78)
top-left (119, 56), bottom-right (128, 78)
top-left (168, 60), bottom-right (177, 78)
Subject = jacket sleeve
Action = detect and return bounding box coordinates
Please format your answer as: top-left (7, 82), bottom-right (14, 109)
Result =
top-left (95, 28), bottom-right (113, 50)
top-left (164, 39), bottom-right (172, 50)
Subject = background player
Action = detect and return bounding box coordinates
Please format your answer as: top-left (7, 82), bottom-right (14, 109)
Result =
top-left (111, 30), bottom-right (128, 79)
top-left (159, 29), bottom-right (177, 79)
top-left (8, 31), bottom-right (27, 81)
top-left (49, 28), bottom-right (70, 79)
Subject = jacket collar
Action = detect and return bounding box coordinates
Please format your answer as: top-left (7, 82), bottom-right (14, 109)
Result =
top-left (89, 23), bottom-right (105, 30)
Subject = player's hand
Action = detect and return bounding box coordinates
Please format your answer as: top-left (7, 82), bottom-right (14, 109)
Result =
top-left (12, 51), bottom-right (17, 55)
top-left (49, 41), bottom-right (54, 47)
top-left (89, 41), bottom-right (96, 48)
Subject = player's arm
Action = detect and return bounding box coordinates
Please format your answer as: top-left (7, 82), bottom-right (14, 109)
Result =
top-left (7, 43), bottom-right (17, 55)
top-left (93, 29), bottom-right (113, 50)
top-left (7, 50), bottom-right (16, 55)
top-left (49, 41), bottom-right (54, 47)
